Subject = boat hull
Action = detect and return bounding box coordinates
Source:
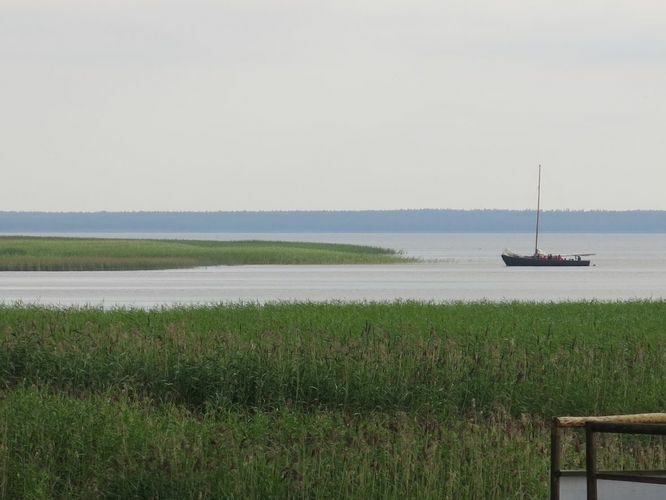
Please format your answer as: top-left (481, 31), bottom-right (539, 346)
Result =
top-left (501, 254), bottom-right (590, 267)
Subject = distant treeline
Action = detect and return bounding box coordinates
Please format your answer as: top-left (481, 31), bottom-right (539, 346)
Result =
top-left (0, 210), bottom-right (664, 233)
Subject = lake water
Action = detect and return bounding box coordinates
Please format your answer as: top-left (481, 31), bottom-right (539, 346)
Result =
top-left (0, 233), bottom-right (664, 307)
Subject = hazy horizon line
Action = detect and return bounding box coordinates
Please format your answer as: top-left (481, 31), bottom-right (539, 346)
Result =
top-left (2, 208), bottom-right (666, 214)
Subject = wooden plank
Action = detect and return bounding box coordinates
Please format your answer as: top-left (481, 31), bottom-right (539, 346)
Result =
top-left (555, 414), bottom-right (666, 428)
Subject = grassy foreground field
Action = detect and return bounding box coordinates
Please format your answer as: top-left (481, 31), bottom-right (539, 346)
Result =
top-left (0, 236), bottom-right (410, 271)
top-left (1, 301), bottom-right (665, 498)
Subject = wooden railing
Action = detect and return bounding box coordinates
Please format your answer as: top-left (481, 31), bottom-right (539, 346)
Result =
top-left (551, 413), bottom-right (666, 500)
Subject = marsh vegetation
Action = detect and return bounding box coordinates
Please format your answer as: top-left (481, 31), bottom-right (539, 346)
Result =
top-left (0, 236), bottom-right (410, 271)
top-left (1, 301), bottom-right (665, 498)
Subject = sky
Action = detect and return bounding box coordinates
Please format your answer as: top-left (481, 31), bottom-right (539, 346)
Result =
top-left (1, 0), bottom-right (665, 211)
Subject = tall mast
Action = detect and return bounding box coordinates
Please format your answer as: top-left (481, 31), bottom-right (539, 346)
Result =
top-left (534, 164), bottom-right (541, 255)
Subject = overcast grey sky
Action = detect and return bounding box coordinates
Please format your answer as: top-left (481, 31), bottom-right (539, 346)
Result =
top-left (1, 0), bottom-right (665, 211)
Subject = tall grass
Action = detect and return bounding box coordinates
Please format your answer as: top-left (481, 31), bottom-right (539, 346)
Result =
top-left (1, 301), bottom-right (665, 498)
top-left (0, 236), bottom-right (411, 271)
top-left (1, 387), bottom-right (558, 499)
top-left (2, 301), bottom-right (664, 416)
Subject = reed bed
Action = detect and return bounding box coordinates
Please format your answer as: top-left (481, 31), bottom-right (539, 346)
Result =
top-left (1, 301), bottom-right (665, 498)
top-left (0, 237), bottom-right (410, 271)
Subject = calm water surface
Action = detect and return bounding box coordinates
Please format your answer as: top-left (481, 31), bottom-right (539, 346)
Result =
top-left (0, 233), bottom-right (664, 307)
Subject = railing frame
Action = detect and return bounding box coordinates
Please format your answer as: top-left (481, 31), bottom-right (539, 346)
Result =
top-left (584, 422), bottom-right (666, 500)
top-left (550, 414), bottom-right (666, 500)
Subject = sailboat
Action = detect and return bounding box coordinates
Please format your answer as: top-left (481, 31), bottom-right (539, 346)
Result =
top-left (501, 166), bottom-right (593, 267)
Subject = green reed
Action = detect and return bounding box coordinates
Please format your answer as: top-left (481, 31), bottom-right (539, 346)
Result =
top-left (2, 387), bottom-right (664, 499)
top-left (0, 236), bottom-right (410, 271)
top-left (1, 301), bottom-right (664, 416)
top-left (1, 301), bottom-right (665, 498)
top-left (0, 387), bottom-right (555, 499)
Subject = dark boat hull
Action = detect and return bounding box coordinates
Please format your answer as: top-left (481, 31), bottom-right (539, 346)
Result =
top-left (501, 254), bottom-right (590, 267)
